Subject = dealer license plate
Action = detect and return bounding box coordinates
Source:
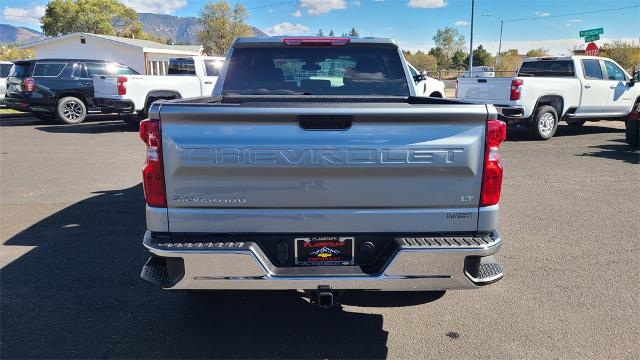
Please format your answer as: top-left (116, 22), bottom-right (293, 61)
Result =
top-left (294, 237), bottom-right (354, 266)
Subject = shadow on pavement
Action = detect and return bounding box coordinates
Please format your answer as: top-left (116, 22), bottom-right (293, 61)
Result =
top-left (506, 123), bottom-right (625, 142)
top-left (35, 120), bottom-right (136, 134)
top-left (1, 184), bottom-right (442, 358)
top-left (577, 140), bottom-right (639, 164)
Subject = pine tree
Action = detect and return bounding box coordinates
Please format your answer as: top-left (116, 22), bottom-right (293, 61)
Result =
top-left (329, 29), bottom-right (335, 37)
top-left (348, 27), bottom-right (359, 38)
top-left (317, 29), bottom-right (324, 37)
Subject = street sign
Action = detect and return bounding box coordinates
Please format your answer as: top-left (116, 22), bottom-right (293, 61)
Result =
top-left (580, 28), bottom-right (604, 37)
top-left (584, 34), bottom-right (600, 43)
top-left (585, 42), bottom-right (599, 56)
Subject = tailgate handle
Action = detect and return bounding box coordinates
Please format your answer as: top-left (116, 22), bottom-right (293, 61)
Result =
top-left (298, 115), bottom-right (353, 130)
top-left (477, 79), bottom-right (487, 83)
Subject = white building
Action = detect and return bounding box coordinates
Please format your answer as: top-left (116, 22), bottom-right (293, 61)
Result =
top-left (19, 32), bottom-right (202, 75)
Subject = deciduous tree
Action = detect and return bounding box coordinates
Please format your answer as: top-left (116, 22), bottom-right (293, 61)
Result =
top-left (525, 48), bottom-right (549, 57)
top-left (198, 0), bottom-right (252, 56)
top-left (41, 0), bottom-right (139, 37)
top-left (600, 40), bottom-right (640, 73)
top-left (0, 45), bottom-right (34, 61)
top-left (432, 27), bottom-right (466, 68)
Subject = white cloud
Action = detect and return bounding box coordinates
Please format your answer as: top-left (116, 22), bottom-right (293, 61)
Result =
top-left (292, 10), bottom-right (302, 17)
top-left (351, 1), bottom-right (361, 6)
top-left (265, 22), bottom-right (310, 36)
top-left (374, 0), bottom-right (384, 2)
top-left (454, 20), bottom-right (469, 26)
top-left (565, 19), bottom-right (582, 27)
top-left (300, 0), bottom-right (347, 16)
top-left (2, 5), bottom-right (46, 26)
top-left (121, 0), bottom-right (187, 15)
top-left (408, 0), bottom-right (448, 9)
top-left (535, 11), bottom-right (551, 17)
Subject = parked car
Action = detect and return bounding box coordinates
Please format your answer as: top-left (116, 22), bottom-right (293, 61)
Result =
top-left (0, 61), bottom-right (13, 106)
top-left (4, 59), bottom-right (138, 124)
top-left (93, 56), bottom-right (225, 124)
top-left (138, 37), bottom-right (506, 308)
top-left (406, 63), bottom-right (446, 97)
top-left (456, 56), bottom-right (640, 139)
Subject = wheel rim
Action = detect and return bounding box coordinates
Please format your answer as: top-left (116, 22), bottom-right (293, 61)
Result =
top-left (62, 100), bottom-right (83, 120)
top-left (539, 112), bottom-right (555, 136)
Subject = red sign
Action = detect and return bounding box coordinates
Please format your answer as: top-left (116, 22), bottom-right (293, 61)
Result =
top-left (585, 42), bottom-right (599, 56)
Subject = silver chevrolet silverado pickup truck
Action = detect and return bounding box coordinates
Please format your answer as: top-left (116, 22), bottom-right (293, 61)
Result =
top-left (139, 37), bottom-right (506, 307)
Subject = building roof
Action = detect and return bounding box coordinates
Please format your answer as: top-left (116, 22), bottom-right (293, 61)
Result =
top-left (20, 32), bottom-right (202, 54)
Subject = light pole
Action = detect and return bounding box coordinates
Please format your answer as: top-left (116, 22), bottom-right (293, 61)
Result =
top-left (469, 0), bottom-right (475, 72)
top-left (483, 13), bottom-right (504, 64)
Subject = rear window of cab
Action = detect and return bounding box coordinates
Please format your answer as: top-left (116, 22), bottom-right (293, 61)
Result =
top-left (518, 60), bottom-right (575, 77)
top-left (222, 45), bottom-right (409, 96)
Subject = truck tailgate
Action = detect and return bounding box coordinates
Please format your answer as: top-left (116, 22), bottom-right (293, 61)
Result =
top-left (457, 77), bottom-right (513, 102)
top-left (158, 102), bottom-right (489, 233)
top-left (93, 75), bottom-right (118, 97)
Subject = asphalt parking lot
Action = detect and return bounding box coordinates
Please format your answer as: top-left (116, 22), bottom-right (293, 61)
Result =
top-left (1, 115), bottom-right (638, 359)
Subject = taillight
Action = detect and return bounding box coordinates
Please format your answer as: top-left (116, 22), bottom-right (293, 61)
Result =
top-left (23, 77), bottom-right (36, 92)
top-left (510, 79), bottom-right (523, 101)
top-left (283, 37), bottom-right (350, 46)
top-left (140, 118), bottom-right (166, 207)
top-left (480, 119), bottom-right (507, 206)
top-left (454, 79), bottom-right (458, 98)
top-left (117, 76), bottom-right (127, 95)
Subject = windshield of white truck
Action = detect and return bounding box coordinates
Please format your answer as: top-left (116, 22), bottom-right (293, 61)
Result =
top-left (222, 46), bottom-right (410, 96)
top-left (518, 60), bottom-right (575, 77)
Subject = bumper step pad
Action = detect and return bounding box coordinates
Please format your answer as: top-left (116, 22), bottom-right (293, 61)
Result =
top-left (395, 231), bottom-right (499, 248)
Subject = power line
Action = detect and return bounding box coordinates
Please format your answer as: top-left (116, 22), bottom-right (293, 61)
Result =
top-left (247, 1), bottom-right (297, 10)
top-left (504, 5), bottom-right (640, 22)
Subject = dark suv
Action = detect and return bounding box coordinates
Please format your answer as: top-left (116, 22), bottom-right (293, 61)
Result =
top-left (5, 59), bottom-right (138, 124)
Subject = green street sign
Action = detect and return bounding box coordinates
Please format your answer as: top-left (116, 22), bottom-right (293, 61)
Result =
top-left (580, 28), bottom-right (604, 37)
top-left (584, 34), bottom-right (600, 43)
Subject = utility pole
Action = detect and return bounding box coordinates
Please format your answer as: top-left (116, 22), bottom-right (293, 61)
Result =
top-left (483, 13), bottom-right (504, 64)
top-left (469, 0), bottom-right (475, 73)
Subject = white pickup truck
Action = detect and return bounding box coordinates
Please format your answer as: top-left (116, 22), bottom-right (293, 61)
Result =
top-left (457, 56), bottom-right (640, 139)
top-left (93, 56), bottom-right (225, 123)
top-left (406, 63), bottom-right (446, 98)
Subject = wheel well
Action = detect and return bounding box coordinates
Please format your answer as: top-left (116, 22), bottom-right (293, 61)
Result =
top-left (536, 95), bottom-right (564, 117)
top-left (57, 92), bottom-right (88, 106)
top-left (429, 91), bottom-right (443, 98)
top-left (145, 91), bottom-right (181, 111)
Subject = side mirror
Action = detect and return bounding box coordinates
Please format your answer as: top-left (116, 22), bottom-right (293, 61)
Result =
top-left (630, 69), bottom-right (640, 86)
top-left (413, 70), bottom-right (427, 82)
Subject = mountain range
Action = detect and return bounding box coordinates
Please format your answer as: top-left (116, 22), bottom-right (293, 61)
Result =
top-left (138, 13), bottom-right (268, 44)
top-left (1, 13), bottom-right (268, 45)
top-left (0, 24), bottom-right (45, 44)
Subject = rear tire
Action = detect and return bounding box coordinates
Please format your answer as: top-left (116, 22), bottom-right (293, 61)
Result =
top-left (626, 117), bottom-right (639, 150)
top-left (528, 105), bottom-right (558, 140)
top-left (56, 96), bottom-right (87, 124)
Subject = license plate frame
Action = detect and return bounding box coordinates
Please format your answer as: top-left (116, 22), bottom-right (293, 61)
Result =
top-left (294, 236), bottom-right (355, 266)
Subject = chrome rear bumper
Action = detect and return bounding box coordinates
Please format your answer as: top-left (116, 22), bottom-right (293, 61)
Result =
top-left (141, 231), bottom-right (503, 291)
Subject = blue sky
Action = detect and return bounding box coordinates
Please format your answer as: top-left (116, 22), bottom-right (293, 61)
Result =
top-left (3, 0), bottom-right (639, 55)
